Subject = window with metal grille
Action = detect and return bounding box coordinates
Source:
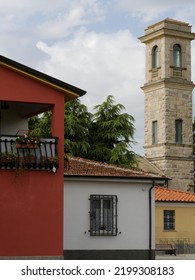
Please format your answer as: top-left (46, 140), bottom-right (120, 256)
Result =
top-left (164, 210), bottom-right (175, 230)
top-left (90, 195), bottom-right (117, 236)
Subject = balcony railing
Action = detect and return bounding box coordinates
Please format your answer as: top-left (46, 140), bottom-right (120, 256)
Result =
top-left (0, 135), bottom-right (59, 172)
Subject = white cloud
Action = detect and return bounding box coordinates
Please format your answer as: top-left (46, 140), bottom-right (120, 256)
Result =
top-left (37, 7), bottom-right (88, 39)
top-left (114, 0), bottom-right (195, 22)
top-left (37, 2), bottom-right (104, 39)
top-left (36, 29), bottom-right (145, 154)
top-left (0, 0), bottom-right (105, 29)
top-left (0, 0), bottom-right (106, 62)
top-left (0, 0), bottom-right (70, 14)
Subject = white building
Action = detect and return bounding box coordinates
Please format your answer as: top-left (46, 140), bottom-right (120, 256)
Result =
top-left (64, 157), bottom-right (168, 259)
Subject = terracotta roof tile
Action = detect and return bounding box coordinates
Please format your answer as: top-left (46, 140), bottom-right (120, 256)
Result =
top-left (155, 187), bottom-right (195, 202)
top-left (64, 157), bottom-right (167, 178)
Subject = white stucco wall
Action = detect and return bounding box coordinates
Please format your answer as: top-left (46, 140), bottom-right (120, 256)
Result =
top-left (64, 177), bottom-right (155, 251)
top-left (1, 103), bottom-right (28, 135)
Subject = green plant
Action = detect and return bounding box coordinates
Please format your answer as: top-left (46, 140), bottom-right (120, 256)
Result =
top-left (48, 156), bottom-right (59, 164)
top-left (0, 153), bottom-right (17, 170)
top-left (47, 156), bottom-right (59, 173)
top-left (0, 152), bottom-right (17, 161)
top-left (16, 130), bottom-right (41, 145)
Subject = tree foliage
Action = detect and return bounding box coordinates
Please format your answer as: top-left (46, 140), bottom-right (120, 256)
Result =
top-left (28, 111), bottom-right (51, 137)
top-left (29, 95), bottom-right (137, 167)
top-left (64, 99), bottom-right (92, 157)
top-left (89, 95), bottom-right (136, 167)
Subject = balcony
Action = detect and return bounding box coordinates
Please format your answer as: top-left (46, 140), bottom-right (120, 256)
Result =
top-left (0, 135), bottom-right (59, 172)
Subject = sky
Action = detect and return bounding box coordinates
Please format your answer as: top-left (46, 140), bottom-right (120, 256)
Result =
top-left (1, 0), bottom-right (195, 155)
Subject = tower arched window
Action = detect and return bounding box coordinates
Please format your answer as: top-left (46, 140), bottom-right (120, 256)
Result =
top-left (152, 45), bottom-right (159, 68)
top-left (173, 44), bottom-right (182, 67)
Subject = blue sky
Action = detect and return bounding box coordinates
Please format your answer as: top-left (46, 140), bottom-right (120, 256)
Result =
top-left (1, 0), bottom-right (195, 155)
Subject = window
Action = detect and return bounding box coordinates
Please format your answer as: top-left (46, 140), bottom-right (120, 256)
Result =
top-left (152, 121), bottom-right (158, 144)
top-left (152, 45), bottom-right (159, 68)
top-left (164, 210), bottom-right (175, 230)
top-left (90, 195), bottom-right (117, 236)
top-left (175, 119), bottom-right (182, 144)
top-left (173, 44), bottom-right (181, 67)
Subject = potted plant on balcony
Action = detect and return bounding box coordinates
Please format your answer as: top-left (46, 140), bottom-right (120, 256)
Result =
top-left (48, 156), bottom-right (59, 173)
top-left (16, 130), bottom-right (41, 149)
top-left (0, 152), bottom-right (17, 167)
top-left (16, 153), bottom-right (36, 174)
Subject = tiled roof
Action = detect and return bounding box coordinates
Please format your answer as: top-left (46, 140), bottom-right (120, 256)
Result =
top-left (155, 187), bottom-right (195, 202)
top-left (64, 157), bottom-right (167, 178)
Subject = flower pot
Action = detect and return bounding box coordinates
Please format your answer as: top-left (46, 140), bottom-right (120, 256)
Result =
top-left (23, 156), bottom-right (36, 163)
top-left (16, 143), bottom-right (38, 149)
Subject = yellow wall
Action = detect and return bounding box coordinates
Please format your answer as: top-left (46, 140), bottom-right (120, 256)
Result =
top-left (155, 203), bottom-right (195, 244)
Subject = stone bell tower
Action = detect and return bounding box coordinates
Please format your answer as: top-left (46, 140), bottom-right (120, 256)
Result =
top-left (139, 18), bottom-right (195, 191)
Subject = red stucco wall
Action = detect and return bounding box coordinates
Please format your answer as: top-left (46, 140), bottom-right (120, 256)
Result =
top-left (0, 170), bottom-right (64, 257)
top-left (0, 65), bottom-right (64, 104)
top-left (0, 64), bottom-right (65, 257)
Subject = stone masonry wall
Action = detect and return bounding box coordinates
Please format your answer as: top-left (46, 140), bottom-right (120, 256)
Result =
top-left (150, 158), bottom-right (194, 191)
top-left (144, 85), bottom-right (194, 191)
top-left (141, 18), bottom-right (195, 191)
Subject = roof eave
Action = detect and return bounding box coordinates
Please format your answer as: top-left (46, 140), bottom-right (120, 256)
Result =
top-left (64, 174), bottom-right (168, 183)
top-left (156, 200), bottom-right (195, 203)
top-left (0, 55), bottom-right (86, 100)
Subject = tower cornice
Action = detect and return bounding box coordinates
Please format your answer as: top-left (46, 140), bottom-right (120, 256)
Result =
top-left (141, 78), bottom-right (194, 93)
top-left (139, 18), bottom-right (195, 43)
top-left (139, 28), bottom-right (195, 43)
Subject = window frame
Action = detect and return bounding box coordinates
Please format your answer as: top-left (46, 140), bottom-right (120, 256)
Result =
top-left (152, 45), bottom-right (159, 68)
top-left (164, 210), bottom-right (175, 230)
top-left (89, 194), bottom-right (118, 236)
top-left (175, 119), bottom-right (183, 144)
top-left (173, 44), bottom-right (182, 67)
top-left (152, 120), bottom-right (158, 144)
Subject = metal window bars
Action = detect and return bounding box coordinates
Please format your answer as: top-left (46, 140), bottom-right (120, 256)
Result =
top-left (89, 195), bottom-right (117, 236)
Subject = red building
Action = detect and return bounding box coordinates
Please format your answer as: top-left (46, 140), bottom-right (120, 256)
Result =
top-left (0, 55), bottom-right (86, 259)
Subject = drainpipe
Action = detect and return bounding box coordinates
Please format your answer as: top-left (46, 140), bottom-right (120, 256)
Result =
top-left (149, 179), bottom-right (155, 260)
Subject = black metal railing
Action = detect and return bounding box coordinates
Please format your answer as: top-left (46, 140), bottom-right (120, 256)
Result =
top-left (0, 135), bottom-right (59, 171)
